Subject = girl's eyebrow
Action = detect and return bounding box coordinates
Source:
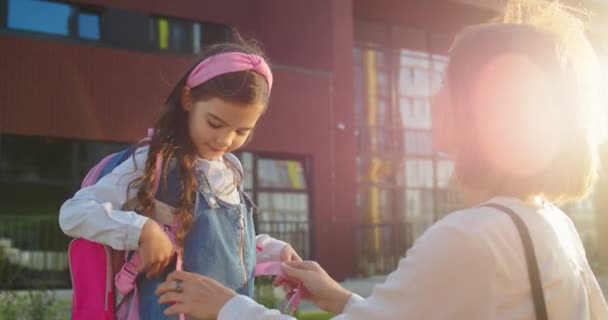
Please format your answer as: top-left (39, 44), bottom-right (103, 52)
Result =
top-left (207, 113), bottom-right (254, 130)
top-left (207, 113), bottom-right (228, 125)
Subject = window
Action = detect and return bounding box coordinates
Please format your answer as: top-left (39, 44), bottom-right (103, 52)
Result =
top-left (257, 158), bottom-right (307, 189)
top-left (238, 152), bottom-right (312, 259)
top-left (153, 17), bottom-right (201, 53)
top-left (103, 11), bottom-right (229, 53)
top-left (7, 0), bottom-right (72, 36)
top-left (0, 134), bottom-right (129, 289)
top-left (357, 156), bottom-right (396, 186)
top-left (354, 43), bottom-right (452, 246)
top-left (399, 97), bottom-right (431, 129)
top-left (404, 189), bottom-right (435, 239)
top-left (77, 140), bottom-right (131, 178)
top-left (1, 135), bottom-right (74, 183)
top-left (356, 39), bottom-right (459, 274)
top-left (358, 186), bottom-right (396, 222)
top-left (403, 130), bottom-right (433, 155)
top-left (5, 0), bottom-right (100, 41)
top-left (2, 0), bottom-right (230, 54)
top-left (403, 159), bottom-right (434, 188)
top-left (77, 11), bottom-right (100, 40)
top-left (399, 50), bottom-right (431, 96)
top-left (357, 126), bottom-right (395, 156)
top-left (200, 22), bottom-right (231, 47)
top-left (0, 134), bottom-right (129, 215)
top-left (156, 18), bottom-right (170, 49)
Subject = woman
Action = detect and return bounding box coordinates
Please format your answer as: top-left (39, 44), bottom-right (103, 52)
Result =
top-left (155, 2), bottom-right (608, 319)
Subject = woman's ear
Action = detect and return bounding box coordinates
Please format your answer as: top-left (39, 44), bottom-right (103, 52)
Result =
top-left (181, 87), bottom-right (192, 112)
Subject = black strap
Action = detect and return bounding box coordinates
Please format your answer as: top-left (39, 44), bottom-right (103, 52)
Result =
top-left (483, 203), bottom-right (548, 320)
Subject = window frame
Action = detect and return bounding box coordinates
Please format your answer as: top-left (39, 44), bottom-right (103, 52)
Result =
top-left (354, 30), bottom-right (452, 230)
top-left (237, 151), bottom-right (315, 259)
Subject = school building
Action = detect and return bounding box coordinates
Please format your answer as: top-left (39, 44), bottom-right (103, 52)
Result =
top-left (1, 0), bottom-right (607, 289)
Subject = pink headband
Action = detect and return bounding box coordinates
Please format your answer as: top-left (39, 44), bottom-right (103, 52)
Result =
top-left (185, 52), bottom-right (273, 93)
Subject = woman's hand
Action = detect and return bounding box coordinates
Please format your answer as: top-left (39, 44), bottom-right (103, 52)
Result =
top-left (282, 261), bottom-right (353, 314)
top-left (156, 271), bottom-right (237, 319)
top-left (273, 244), bottom-right (303, 287)
top-left (138, 220), bottom-right (175, 278)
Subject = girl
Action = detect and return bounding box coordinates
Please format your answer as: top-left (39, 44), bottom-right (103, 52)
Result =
top-left (155, 1), bottom-right (608, 319)
top-left (59, 37), bottom-right (301, 319)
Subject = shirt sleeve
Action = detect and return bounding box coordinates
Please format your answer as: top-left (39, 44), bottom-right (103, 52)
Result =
top-left (218, 295), bottom-right (296, 320)
top-left (58, 146), bottom-right (150, 250)
top-left (220, 219), bottom-right (496, 320)
top-left (332, 220), bottom-right (496, 320)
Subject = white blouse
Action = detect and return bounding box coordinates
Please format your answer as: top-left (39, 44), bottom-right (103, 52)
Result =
top-left (219, 197), bottom-right (608, 320)
top-left (59, 146), bottom-right (286, 260)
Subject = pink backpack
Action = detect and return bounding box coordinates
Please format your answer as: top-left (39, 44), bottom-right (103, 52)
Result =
top-left (67, 139), bottom-right (303, 320)
top-left (68, 144), bottom-right (173, 320)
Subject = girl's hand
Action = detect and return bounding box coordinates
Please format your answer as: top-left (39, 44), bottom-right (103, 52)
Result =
top-left (279, 244), bottom-right (302, 262)
top-left (282, 261), bottom-right (353, 314)
top-left (273, 244), bottom-right (303, 287)
top-left (156, 271), bottom-right (237, 319)
top-left (138, 220), bottom-right (175, 278)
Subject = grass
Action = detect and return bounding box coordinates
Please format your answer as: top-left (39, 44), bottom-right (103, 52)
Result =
top-left (0, 291), bottom-right (71, 320)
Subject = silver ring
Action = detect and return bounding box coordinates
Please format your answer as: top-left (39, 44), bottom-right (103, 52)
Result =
top-left (175, 280), bottom-right (183, 293)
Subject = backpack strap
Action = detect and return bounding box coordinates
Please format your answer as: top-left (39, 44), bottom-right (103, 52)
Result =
top-left (255, 262), bottom-right (305, 315)
top-left (483, 203), bottom-right (548, 320)
top-left (114, 147), bottom-right (185, 320)
top-left (81, 153), bottom-right (118, 188)
top-left (115, 227), bottom-right (184, 320)
top-left (99, 149), bottom-right (134, 179)
top-left (115, 223), bottom-right (183, 320)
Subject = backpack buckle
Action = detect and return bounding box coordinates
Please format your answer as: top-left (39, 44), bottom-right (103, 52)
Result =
top-left (115, 254), bottom-right (140, 295)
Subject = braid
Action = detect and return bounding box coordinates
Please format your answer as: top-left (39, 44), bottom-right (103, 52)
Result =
top-left (174, 152), bottom-right (198, 251)
top-left (129, 139), bottom-right (164, 219)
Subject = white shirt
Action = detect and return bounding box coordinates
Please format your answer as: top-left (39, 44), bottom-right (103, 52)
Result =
top-left (196, 157), bottom-right (241, 205)
top-left (219, 197), bottom-right (608, 320)
top-left (59, 146), bottom-right (286, 261)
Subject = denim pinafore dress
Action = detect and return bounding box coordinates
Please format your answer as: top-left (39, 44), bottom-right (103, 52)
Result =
top-left (136, 157), bottom-right (256, 319)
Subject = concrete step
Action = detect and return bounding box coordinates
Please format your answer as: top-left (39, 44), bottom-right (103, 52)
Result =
top-left (8, 250), bottom-right (68, 271)
top-left (0, 237), bottom-right (13, 251)
top-left (0, 237), bottom-right (68, 271)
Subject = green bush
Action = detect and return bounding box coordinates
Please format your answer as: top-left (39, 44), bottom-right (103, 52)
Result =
top-left (0, 246), bottom-right (70, 290)
top-left (0, 248), bottom-right (70, 319)
top-left (255, 276), bottom-right (279, 308)
top-left (297, 311), bottom-right (334, 320)
top-left (0, 290), bottom-right (70, 320)
top-left (255, 277), bottom-right (334, 320)
top-left (0, 247), bottom-right (24, 289)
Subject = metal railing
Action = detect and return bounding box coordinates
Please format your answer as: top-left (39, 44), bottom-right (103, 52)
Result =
top-left (0, 215), bottom-right (71, 289)
top-left (257, 220), bottom-right (310, 260)
top-left (0, 216), bottom-right (314, 289)
top-left (1, 217), bottom-right (417, 287)
top-left (355, 222), bottom-right (413, 276)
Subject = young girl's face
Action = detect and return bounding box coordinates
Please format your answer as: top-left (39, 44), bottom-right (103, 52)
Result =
top-left (185, 97), bottom-right (265, 160)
